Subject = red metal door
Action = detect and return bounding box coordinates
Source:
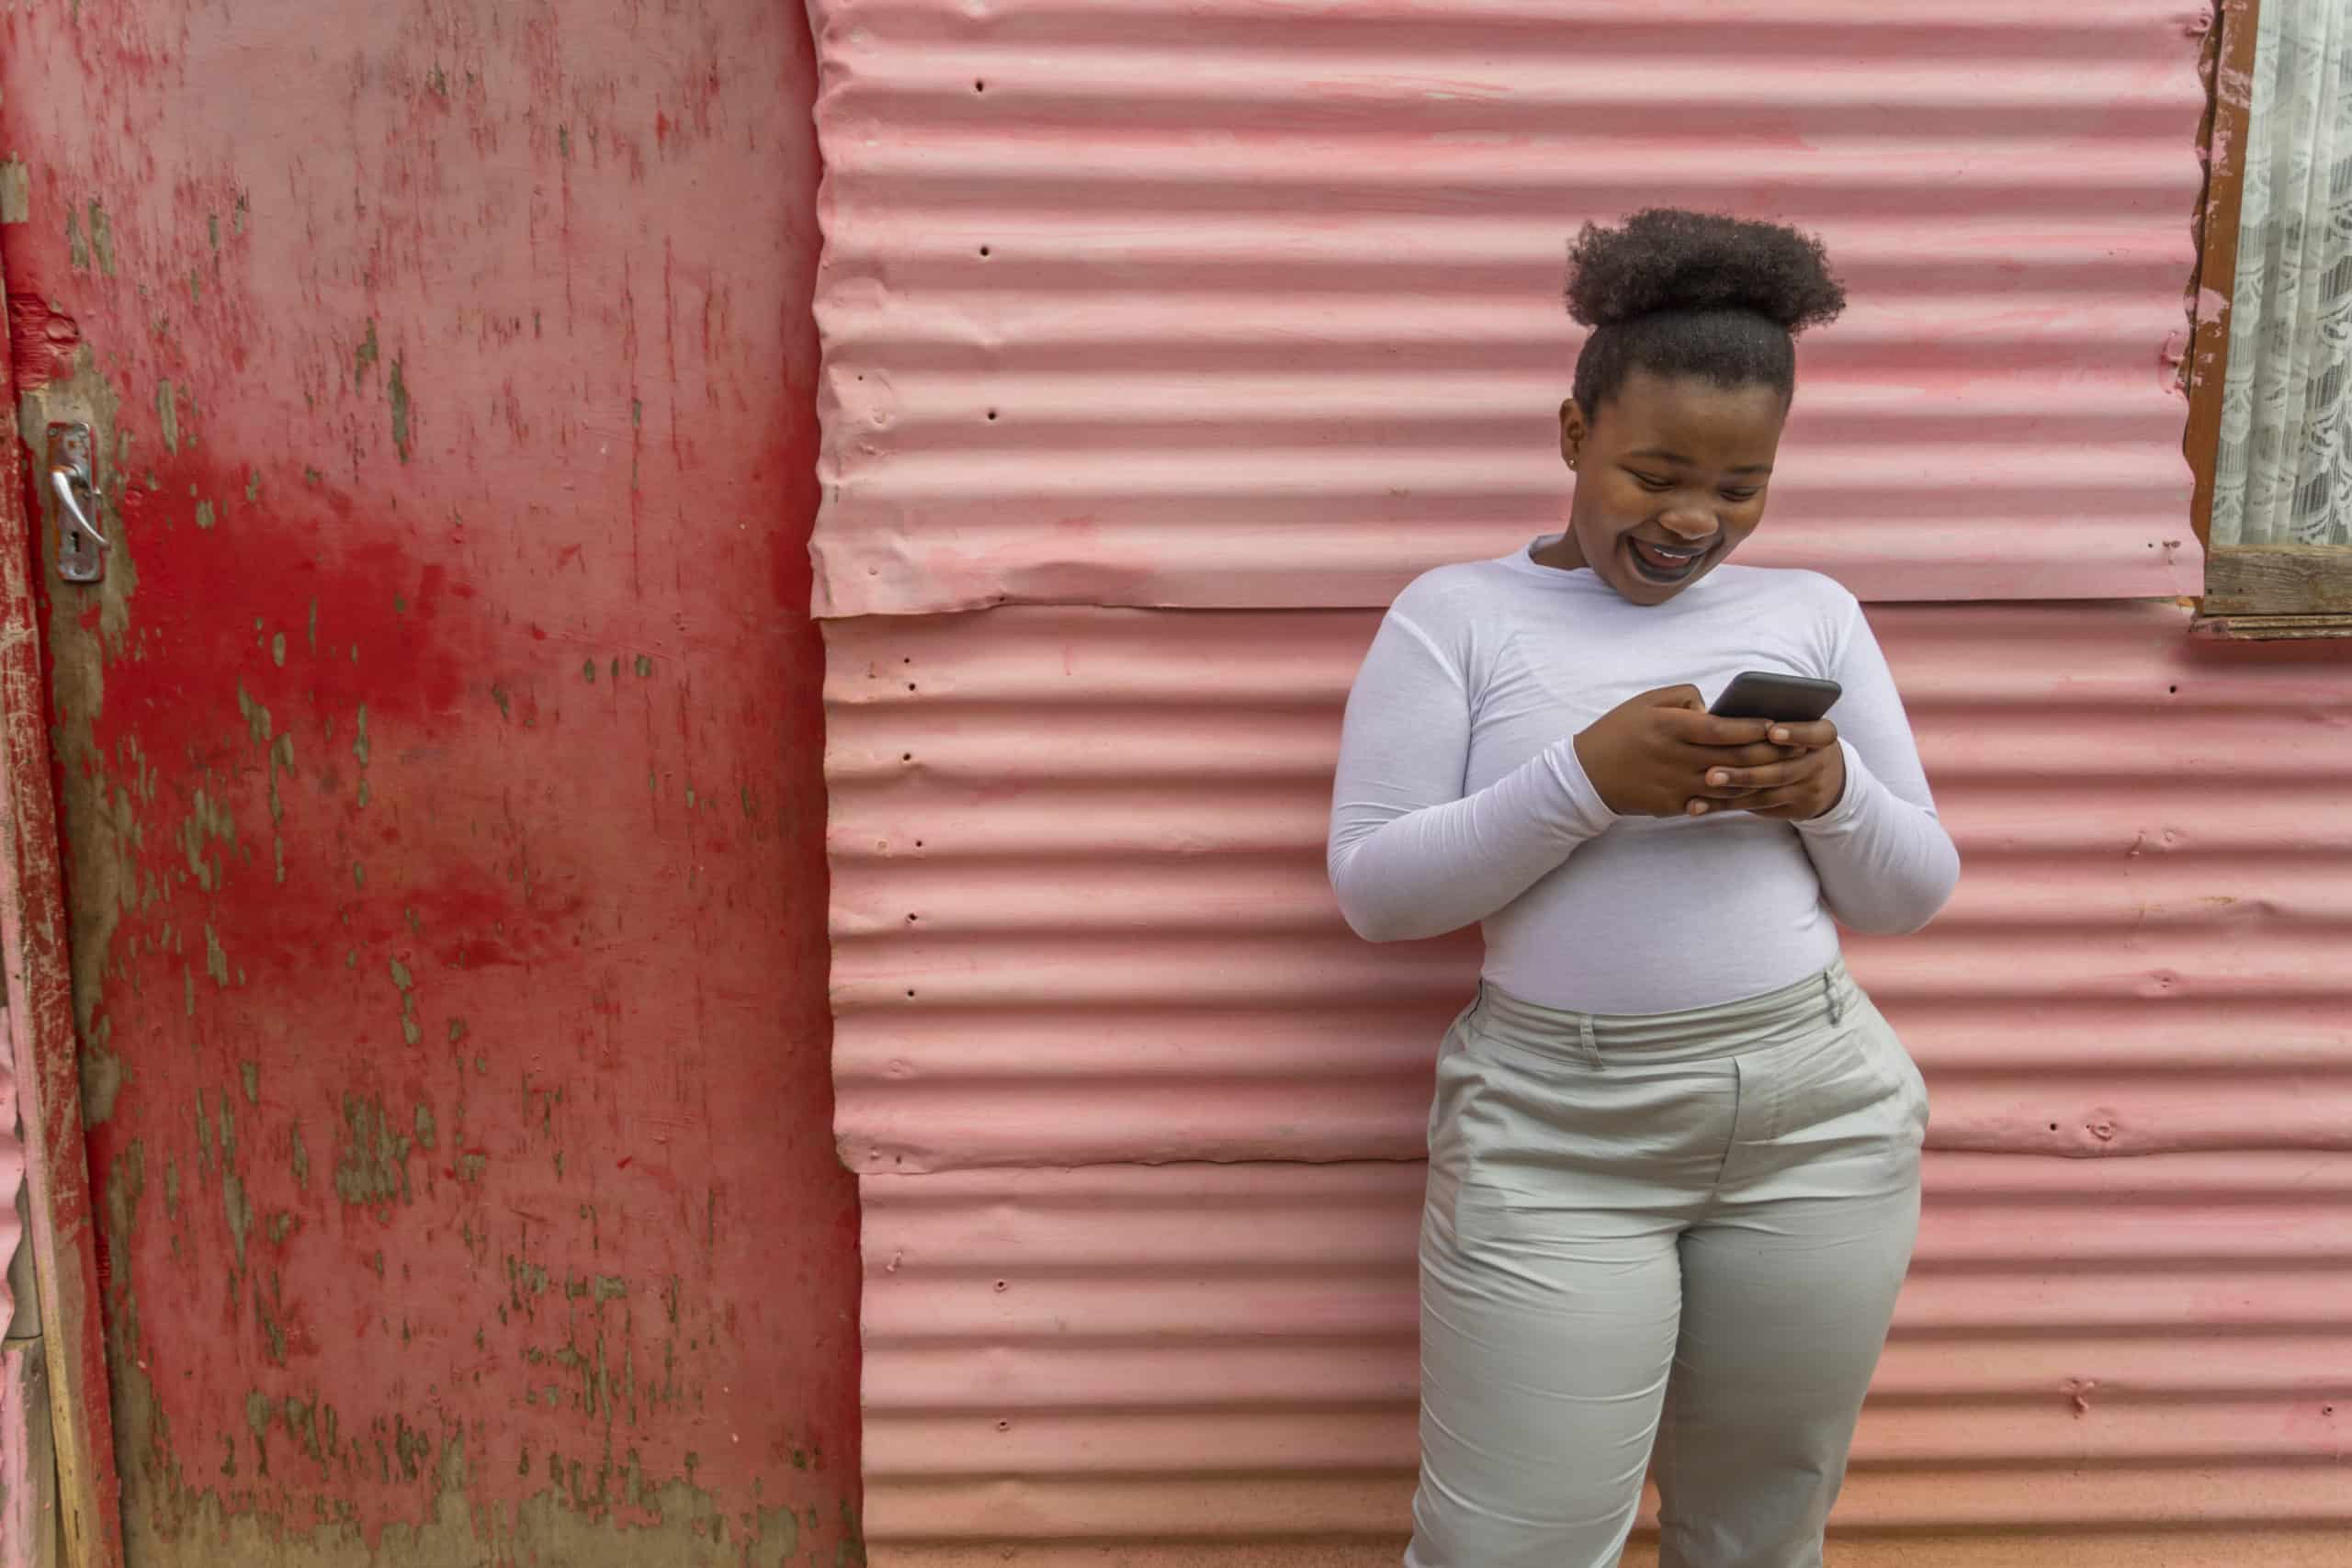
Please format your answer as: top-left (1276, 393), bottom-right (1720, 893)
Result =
top-left (0, 1), bottom-right (859, 1562)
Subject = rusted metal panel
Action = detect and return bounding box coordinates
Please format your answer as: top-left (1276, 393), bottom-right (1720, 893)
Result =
top-left (825, 600), bottom-right (2352, 1556)
top-left (0, 0), bottom-right (859, 1562)
top-left (806, 0), bottom-right (2211, 616)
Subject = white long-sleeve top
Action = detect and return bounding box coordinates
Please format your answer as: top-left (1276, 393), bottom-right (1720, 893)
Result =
top-left (1327, 539), bottom-right (1960, 1015)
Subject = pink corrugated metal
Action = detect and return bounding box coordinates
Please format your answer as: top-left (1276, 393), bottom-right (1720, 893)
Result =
top-left (825, 602), bottom-right (2352, 1559)
top-left (828, 604), bottom-right (2352, 1172)
top-left (806, 0), bottom-right (2208, 616)
top-left (860, 1156), bottom-right (2352, 1540)
top-left (805, 1), bottom-right (2352, 1562)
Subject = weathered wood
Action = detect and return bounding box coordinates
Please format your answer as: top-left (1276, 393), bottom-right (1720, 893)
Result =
top-left (0, 238), bottom-right (123, 1568)
top-left (1, 1339), bottom-right (62, 1568)
top-left (2191, 613), bottom-right (2352, 642)
top-left (2202, 546), bottom-right (2352, 616)
top-left (2185, 0), bottom-right (2262, 550)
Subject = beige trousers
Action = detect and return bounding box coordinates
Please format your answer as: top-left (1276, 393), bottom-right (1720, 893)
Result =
top-left (1408, 961), bottom-right (1926, 1568)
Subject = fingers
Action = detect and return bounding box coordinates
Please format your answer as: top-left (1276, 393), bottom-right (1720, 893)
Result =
top-left (1764, 719), bottom-right (1839, 750)
top-left (1688, 739), bottom-right (1797, 770)
top-left (1689, 783), bottom-right (1810, 818)
top-left (1701, 750), bottom-right (1834, 793)
top-left (1736, 784), bottom-right (1815, 818)
top-left (1702, 761), bottom-right (1795, 794)
top-left (1658, 708), bottom-right (1776, 747)
top-left (1635, 684), bottom-right (1705, 712)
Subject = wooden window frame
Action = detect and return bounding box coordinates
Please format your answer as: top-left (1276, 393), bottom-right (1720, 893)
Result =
top-left (2187, 0), bottom-right (2352, 640)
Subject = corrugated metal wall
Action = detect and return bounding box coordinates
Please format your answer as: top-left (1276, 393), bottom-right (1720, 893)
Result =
top-left (808, 1), bottom-right (2352, 1562)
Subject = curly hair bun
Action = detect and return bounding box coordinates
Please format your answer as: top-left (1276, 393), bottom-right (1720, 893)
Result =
top-left (1566, 209), bottom-right (1847, 334)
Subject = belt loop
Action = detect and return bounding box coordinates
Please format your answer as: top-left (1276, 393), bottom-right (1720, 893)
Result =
top-left (1577, 1014), bottom-right (1603, 1069)
top-left (1824, 970), bottom-right (1845, 1027)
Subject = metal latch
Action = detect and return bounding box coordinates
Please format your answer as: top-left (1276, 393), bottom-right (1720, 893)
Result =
top-left (46, 423), bottom-right (106, 584)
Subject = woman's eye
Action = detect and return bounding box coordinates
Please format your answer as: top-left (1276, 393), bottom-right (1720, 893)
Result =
top-left (1629, 473), bottom-right (1674, 491)
top-left (1721, 488), bottom-right (1761, 504)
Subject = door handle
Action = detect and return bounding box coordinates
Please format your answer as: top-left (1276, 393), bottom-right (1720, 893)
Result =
top-left (46, 423), bottom-right (105, 584)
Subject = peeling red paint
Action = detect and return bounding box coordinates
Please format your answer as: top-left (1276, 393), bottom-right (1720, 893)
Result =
top-left (0, 0), bottom-right (856, 1561)
top-left (6, 296), bottom-right (79, 393)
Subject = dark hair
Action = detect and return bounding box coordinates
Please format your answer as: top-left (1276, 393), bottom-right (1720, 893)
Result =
top-left (1566, 209), bottom-right (1846, 415)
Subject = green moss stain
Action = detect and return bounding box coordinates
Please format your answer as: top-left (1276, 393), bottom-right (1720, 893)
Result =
top-left (289, 1122), bottom-right (310, 1188)
top-left (268, 734), bottom-right (294, 817)
top-left (582, 659), bottom-right (595, 683)
top-left (181, 784), bottom-right (236, 893)
top-left (635, 655), bottom-right (653, 677)
top-left (66, 207), bottom-right (88, 270)
top-left (246, 468), bottom-right (261, 502)
top-left (240, 1060), bottom-right (258, 1104)
top-left (86, 200), bottom-right (115, 275)
top-left (353, 705), bottom-right (371, 765)
top-left (104, 1138), bottom-right (144, 1283)
top-left (237, 681), bottom-right (274, 744)
top-left (414, 1103), bottom-right (436, 1150)
top-left (334, 1093), bottom-right (413, 1207)
top-left (223, 1171), bottom-right (252, 1269)
top-left (390, 956), bottom-right (421, 1045)
top-left (353, 320), bottom-right (379, 389)
top-left (157, 380), bottom-right (179, 454)
top-left (244, 1389), bottom-right (273, 1477)
top-left (0, 157), bottom-right (28, 224)
top-left (203, 925), bottom-right (230, 988)
top-left (195, 499), bottom-right (216, 529)
top-left (270, 631), bottom-right (286, 668)
top-left (82, 1032), bottom-right (127, 1126)
top-left (390, 357), bottom-right (413, 461)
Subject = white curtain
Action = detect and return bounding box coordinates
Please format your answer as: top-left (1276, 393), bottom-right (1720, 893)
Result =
top-left (2212, 0), bottom-right (2352, 548)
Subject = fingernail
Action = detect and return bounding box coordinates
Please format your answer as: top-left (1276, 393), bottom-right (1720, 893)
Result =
top-left (1690, 800), bottom-right (1709, 816)
top-left (1770, 728), bottom-right (1790, 743)
top-left (1708, 770), bottom-right (1729, 786)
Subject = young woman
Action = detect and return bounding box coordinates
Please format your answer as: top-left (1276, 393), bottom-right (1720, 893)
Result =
top-left (1327, 209), bottom-right (1962, 1568)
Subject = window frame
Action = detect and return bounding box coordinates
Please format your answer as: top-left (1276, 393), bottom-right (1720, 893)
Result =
top-left (2187, 0), bottom-right (2352, 639)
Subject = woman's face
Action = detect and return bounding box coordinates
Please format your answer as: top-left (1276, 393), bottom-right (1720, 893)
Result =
top-left (1556, 368), bottom-right (1789, 606)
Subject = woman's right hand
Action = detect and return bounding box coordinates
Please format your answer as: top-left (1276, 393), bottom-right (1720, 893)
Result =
top-left (1572, 686), bottom-right (1794, 818)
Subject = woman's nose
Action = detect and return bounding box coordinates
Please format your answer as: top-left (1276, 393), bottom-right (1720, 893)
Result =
top-left (1659, 507), bottom-right (1715, 540)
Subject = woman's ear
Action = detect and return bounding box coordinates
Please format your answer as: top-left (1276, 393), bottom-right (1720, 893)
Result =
top-left (1559, 398), bottom-right (1589, 472)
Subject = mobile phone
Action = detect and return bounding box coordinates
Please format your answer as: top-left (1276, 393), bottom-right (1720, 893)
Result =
top-left (1709, 671), bottom-right (1842, 724)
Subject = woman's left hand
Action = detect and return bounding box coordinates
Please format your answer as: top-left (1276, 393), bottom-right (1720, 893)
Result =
top-left (1688, 721), bottom-right (1847, 821)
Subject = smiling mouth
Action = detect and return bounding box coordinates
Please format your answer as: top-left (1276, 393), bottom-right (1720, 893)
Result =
top-left (1624, 536), bottom-right (1714, 584)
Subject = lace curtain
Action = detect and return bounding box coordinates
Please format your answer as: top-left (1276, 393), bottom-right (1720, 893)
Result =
top-left (2211, 0), bottom-right (2352, 548)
